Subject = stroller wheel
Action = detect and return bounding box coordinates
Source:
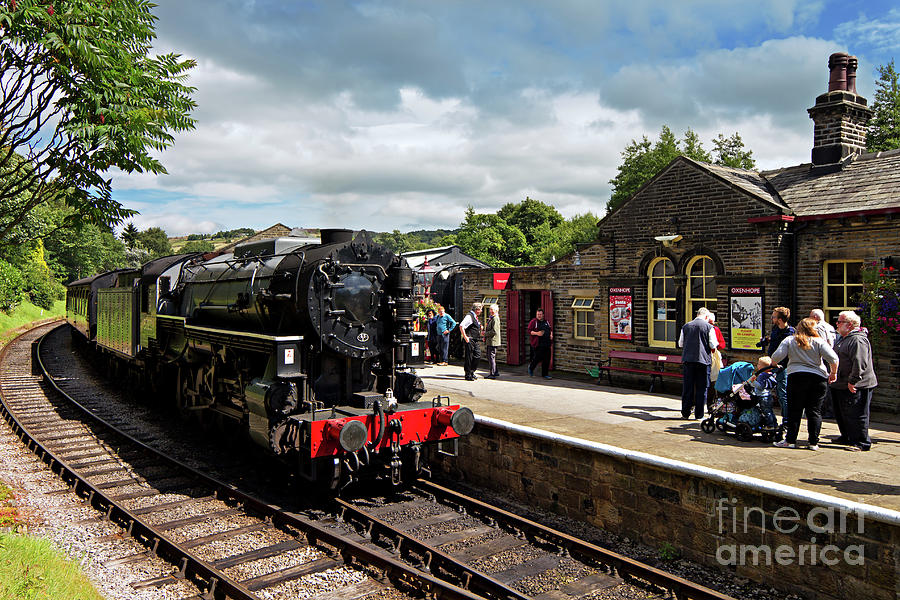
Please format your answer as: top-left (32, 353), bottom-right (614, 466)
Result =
top-left (736, 423), bottom-right (753, 442)
top-left (701, 418), bottom-right (716, 433)
top-left (775, 424), bottom-right (785, 442)
top-left (715, 419), bottom-right (725, 432)
top-left (761, 430), bottom-right (774, 442)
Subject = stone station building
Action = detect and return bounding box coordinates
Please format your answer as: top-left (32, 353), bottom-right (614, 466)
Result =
top-left (462, 52), bottom-right (900, 411)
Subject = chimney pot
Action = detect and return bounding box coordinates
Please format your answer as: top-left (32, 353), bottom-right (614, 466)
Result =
top-left (828, 52), bottom-right (850, 92)
top-left (846, 55), bottom-right (858, 95)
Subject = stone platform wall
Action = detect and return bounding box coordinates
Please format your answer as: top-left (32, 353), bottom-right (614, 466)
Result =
top-left (428, 419), bottom-right (899, 600)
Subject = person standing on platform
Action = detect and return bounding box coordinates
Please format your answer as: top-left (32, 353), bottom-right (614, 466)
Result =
top-left (706, 312), bottom-right (727, 410)
top-left (459, 302), bottom-right (483, 380)
top-left (434, 304), bottom-right (456, 366)
top-left (810, 308), bottom-right (837, 417)
top-left (763, 307), bottom-right (795, 424)
top-left (678, 307), bottom-right (718, 419)
top-left (830, 311), bottom-right (877, 451)
top-left (772, 318), bottom-right (838, 451)
top-left (484, 303), bottom-right (502, 378)
top-left (425, 308), bottom-right (438, 364)
top-left (527, 308), bottom-right (554, 379)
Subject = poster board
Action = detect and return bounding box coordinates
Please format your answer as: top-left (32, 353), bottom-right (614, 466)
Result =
top-left (729, 287), bottom-right (764, 350)
top-left (608, 287), bottom-right (633, 341)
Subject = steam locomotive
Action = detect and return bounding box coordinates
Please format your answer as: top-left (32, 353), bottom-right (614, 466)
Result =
top-left (66, 229), bottom-right (474, 491)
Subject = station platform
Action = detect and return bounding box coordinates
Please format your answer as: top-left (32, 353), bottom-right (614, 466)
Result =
top-left (416, 362), bottom-right (900, 512)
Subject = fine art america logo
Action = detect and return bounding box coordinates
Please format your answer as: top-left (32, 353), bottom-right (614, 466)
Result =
top-left (714, 498), bottom-right (865, 567)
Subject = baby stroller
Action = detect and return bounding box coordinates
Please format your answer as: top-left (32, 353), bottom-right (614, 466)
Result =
top-left (701, 362), bottom-right (783, 442)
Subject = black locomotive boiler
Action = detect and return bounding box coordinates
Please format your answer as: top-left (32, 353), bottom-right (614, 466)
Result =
top-left (66, 229), bottom-right (474, 490)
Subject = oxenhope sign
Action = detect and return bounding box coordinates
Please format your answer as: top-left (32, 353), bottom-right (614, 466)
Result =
top-left (493, 273), bottom-right (511, 290)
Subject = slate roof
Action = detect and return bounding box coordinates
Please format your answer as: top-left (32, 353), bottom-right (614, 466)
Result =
top-left (692, 160), bottom-right (787, 210)
top-left (761, 149), bottom-right (900, 217)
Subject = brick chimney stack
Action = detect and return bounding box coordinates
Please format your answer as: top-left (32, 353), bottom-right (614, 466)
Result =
top-left (807, 52), bottom-right (872, 165)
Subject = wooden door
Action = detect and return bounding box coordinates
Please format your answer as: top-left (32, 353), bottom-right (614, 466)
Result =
top-left (541, 290), bottom-right (554, 369)
top-left (506, 290), bottom-right (522, 365)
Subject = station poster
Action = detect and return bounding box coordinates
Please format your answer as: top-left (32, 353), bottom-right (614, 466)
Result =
top-left (729, 287), bottom-right (764, 350)
top-left (608, 287), bottom-right (633, 341)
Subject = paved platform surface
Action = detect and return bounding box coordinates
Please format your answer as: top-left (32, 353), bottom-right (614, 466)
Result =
top-left (416, 362), bottom-right (900, 511)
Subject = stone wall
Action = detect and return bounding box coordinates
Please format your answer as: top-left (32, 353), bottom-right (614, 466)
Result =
top-left (429, 421), bottom-right (900, 600)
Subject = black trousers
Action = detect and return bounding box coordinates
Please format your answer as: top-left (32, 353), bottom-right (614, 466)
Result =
top-left (530, 345), bottom-right (551, 377)
top-left (464, 340), bottom-right (481, 378)
top-left (785, 372), bottom-right (827, 445)
top-left (831, 387), bottom-right (872, 450)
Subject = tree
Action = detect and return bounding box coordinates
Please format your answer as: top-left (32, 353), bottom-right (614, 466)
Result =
top-left (867, 59), bottom-right (900, 152)
top-left (181, 239), bottom-right (215, 253)
top-left (497, 197), bottom-right (563, 249)
top-left (441, 207), bottom-right (528, 268)
top-left (135, 227), bottom-right (172, 258)
top-left (531, 213), bottom-right (600, 265)
top-left (121, 222), bottom-right (139, 249)
top-left (607, 127), bottom-right (752, 213)
top-left (374, 230), bottom-right (429, 254)
top-left (712, 132), bottom-right (756, 169)
top-left (0, 1), bottom-right (197, 249)
top-left (44, 221), bottom-right (128, 283)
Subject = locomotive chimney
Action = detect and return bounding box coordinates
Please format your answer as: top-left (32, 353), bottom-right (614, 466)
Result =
top-left (320, 228), bottom-right (353, 245)
top-left (807, 52), bottom-right (872, 166)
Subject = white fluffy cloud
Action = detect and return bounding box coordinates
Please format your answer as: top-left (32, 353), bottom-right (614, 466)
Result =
top-left (111, 1), bottom-right (898, 235)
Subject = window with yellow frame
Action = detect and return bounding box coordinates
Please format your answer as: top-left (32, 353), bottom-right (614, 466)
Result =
top-left (481, 295), bottom-right (499, 306)
top-left (823, 260), bottom-right (863, 323)
top-left (571, 297), bottom-right (596, 340)
top-left (648, 257), bottom-right (677, 347)
top-left (686, 255), bottom-right (717, 320)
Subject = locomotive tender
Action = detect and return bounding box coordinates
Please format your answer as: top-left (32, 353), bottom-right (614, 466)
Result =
top-left (66, 229), bottom-right (474, 490)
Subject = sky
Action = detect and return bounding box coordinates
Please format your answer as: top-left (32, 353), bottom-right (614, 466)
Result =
top-left (112, 1), bottom-right (900, 236)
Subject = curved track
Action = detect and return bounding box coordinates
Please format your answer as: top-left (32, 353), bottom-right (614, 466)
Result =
top-left (1, 323), bottom-right (737, 600)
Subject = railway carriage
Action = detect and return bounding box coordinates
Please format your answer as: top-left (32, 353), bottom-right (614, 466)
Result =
top-left (66, 229), bottom-right (473, 491)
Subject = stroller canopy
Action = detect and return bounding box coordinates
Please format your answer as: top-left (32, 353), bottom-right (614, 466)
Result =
top-left (715, 361), bottom-right (755, 393)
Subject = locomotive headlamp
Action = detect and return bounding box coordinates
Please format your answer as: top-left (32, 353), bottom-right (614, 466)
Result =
top-left (325, 419), bottom-right (368, 453)
top-left (434, 407), bottom-right (475, 436)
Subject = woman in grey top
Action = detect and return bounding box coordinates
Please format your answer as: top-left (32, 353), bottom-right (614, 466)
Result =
top-left (771, 317), bottom-right (838, 450)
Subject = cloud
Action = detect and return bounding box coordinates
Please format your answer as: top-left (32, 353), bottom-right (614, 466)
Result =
top-left (834, 8), bottom-right (900, 54)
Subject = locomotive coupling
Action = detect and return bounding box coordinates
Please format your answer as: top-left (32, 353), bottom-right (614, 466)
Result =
top-left (434, 406), bottom-right (475, 436)
top-left (324, 419), bottom-right (369, 453)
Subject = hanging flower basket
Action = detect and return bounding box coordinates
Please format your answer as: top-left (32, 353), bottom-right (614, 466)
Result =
top-left (857, 261), bottom-right (900, 348)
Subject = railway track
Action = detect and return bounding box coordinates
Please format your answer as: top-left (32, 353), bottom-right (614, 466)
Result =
top-left (0, 323), bottom-right (737, 600)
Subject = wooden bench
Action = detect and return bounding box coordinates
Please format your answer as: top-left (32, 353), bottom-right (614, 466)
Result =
top-left (595, 350), bottom-right (683, 392)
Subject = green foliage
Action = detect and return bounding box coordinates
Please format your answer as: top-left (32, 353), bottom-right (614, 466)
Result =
top-left (497, 197), bottom-right (563, 248)
top-left (867, 59), bottom-right (900, 152)
top-left (0, 533), bottom-right (105, 600)
top-left (0, 300), bottom-right (65, 342)
top-left (712, 132), bottom-right (756, 169)
top-left (43, 222), bottom-right (128, 283)
top-left (211, 227), bottom-right (256, 239)
top-left (181, 239), bottom-right (216, 253)
top-left (374, 230), bottom-right (431, 254)
top-left (0, 259), bottom-right (25, 312)
top-left (531, 212), bottom-right (600, 264)
top-left (658, 542), bottom-right (681, 561)
top-left (0, 0), bottom-right (197, 248)
top-left (442, 207), bottom-right (529, 268)
top-left (135, 227), bottom-right (172, 258)
top-left (607, 126), bottom-right (755, 213)
top-left (857, 261), bottom-right (900, 348)
top-left (121, 222), bottom-right (140, 249)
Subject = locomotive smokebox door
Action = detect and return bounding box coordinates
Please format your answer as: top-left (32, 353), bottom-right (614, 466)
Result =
top-left (276, 341), bottom-right (302, 378)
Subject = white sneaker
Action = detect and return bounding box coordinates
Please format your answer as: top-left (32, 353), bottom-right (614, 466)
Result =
top-left (808, 445), bottom-right (819, 451)
top-left (773, 440), bottom-right (795, 448)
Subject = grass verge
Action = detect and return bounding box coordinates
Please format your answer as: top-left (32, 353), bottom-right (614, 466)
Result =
top-left (0, 299), bottom-right (65, 348)
top-left (0, 532), bottom-right (105, 600)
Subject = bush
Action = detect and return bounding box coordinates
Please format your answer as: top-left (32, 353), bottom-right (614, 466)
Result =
top-left (0, 260), bottom-right (25, 313)
top-left (29, 278), bottom-right (65, 310)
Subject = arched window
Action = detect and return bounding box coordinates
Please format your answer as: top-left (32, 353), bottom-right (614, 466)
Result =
top-left (686, 256), bottom-right (717, 320)
top-left (648, 257), bottom-right (676, 347)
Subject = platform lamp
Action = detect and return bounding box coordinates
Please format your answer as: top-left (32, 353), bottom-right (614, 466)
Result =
top-left (419, 257), bottom-right (435, 299)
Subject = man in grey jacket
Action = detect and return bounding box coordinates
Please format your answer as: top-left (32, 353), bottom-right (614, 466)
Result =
top-left (678, 307), bottom-right (718, 419)
top-left (830, 310), bottom-right (877, 451)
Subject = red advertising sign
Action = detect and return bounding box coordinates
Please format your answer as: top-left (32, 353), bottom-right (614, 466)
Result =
top-left (609, 287), bottom-right (633, 341)
top-left (493, 272), bottom-right (511, 290)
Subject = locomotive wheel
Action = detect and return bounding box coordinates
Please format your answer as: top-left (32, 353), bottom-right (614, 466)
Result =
top-left (735, 423), bottom-right (752, 442)
top-left (700, 418), bottom-right (716, 434)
